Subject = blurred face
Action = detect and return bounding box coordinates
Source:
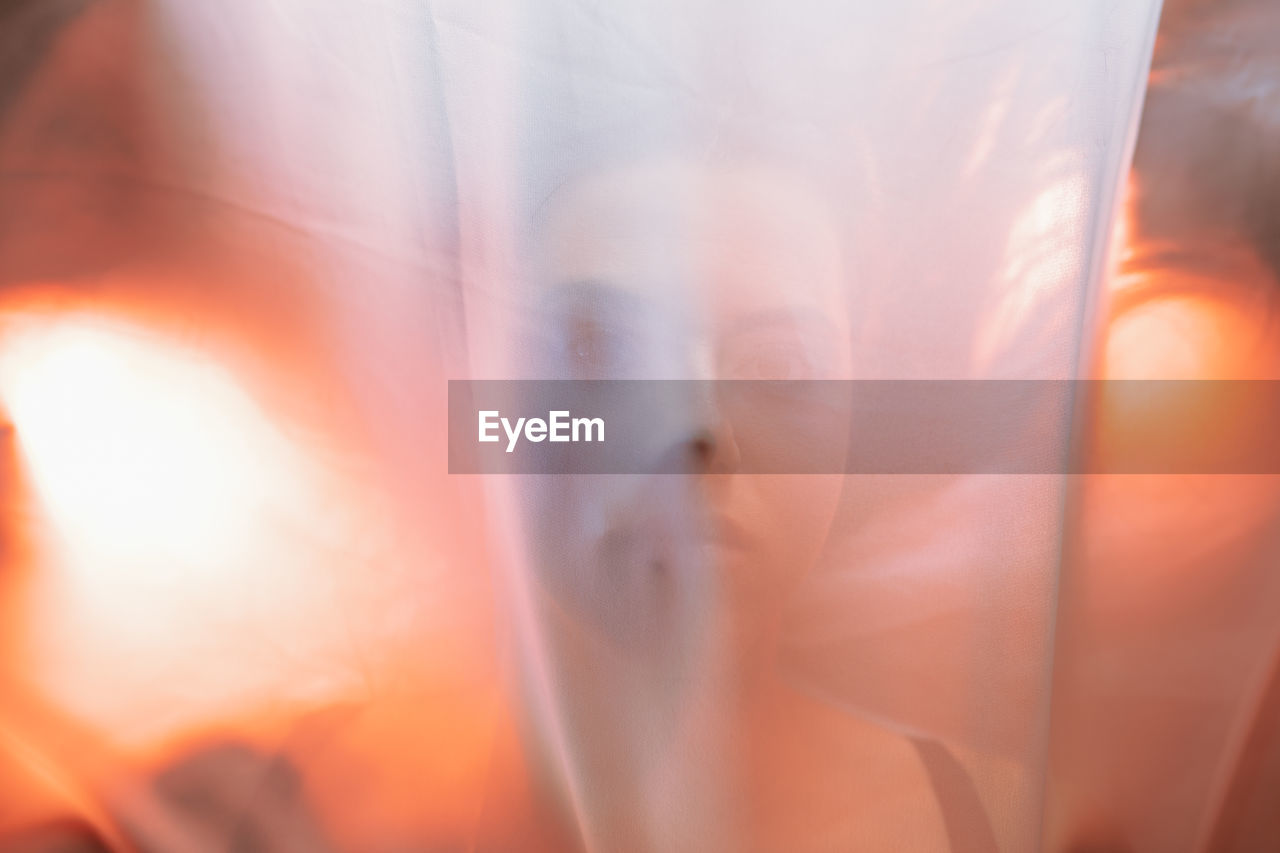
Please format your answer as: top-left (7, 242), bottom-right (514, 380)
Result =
top-left (511, 157), bottom-right (852, 662)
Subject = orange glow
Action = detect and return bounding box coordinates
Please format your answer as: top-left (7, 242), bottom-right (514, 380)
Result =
top-left (0, 302), bottom-right (432, 749)
top-left (0, 314), bottom-right (276, 568)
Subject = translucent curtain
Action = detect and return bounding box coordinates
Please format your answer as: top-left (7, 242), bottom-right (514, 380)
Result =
top-left (18, 1), bottom-right (1275, 852)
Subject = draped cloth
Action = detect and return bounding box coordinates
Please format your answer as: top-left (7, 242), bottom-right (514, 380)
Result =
top-left (5, 1), bottom-right (1276, 851)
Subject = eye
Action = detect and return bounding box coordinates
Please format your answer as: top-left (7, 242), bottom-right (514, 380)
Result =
top-left (723, 340), bottom-right (816, 380)
top-left (533, 281), bottom-right (653, 379)
top-left (561, 315), bottom-right (634, 377)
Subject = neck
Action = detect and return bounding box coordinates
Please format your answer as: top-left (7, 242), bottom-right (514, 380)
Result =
top-left (515, 596), bottom-right (792, 851)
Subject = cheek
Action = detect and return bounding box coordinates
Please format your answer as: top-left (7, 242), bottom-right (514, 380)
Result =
top-left (747, 475), bottom-right (844, 579)
top-left (521, 476), bottom-right (611, 596)
top-left (519, 476), bottom-right (679, 646)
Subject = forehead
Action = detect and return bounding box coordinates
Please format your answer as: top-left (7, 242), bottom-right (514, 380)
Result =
top-left (529, 157), bottom-right (848, 321)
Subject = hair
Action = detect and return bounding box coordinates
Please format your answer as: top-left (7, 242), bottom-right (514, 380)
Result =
top-left (0, 0), bottom-right (96, 127)
top-left (508, 59), bottom-right (872, 254)
top-left (1116, 18), bottom-right (1280, 318)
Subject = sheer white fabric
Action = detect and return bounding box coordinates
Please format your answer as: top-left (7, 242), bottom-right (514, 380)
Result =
top-left (5, 1), bottom-right (1275, 852)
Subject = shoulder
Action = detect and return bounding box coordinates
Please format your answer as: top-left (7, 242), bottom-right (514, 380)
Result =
top-left (774, 692), bottom-right (956, 852)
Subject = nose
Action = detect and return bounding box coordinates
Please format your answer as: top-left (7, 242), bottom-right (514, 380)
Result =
top-left (683, 385), bottom-right (741, 474)
top-left (674, 337), bottom-right (739, 473)
top-left (654, 415), bottom-right (740, 475)
top-left (648, 334), bottom-right (741, 474)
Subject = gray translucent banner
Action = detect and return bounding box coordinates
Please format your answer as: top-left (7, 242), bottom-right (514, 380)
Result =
top-left (447, 381), bottom-right (1280, 474)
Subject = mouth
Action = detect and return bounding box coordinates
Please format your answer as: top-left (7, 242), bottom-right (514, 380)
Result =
top-left (703, 512), bottom-right (752, 551)
top-left (593, 478), bottom-right (755, 570)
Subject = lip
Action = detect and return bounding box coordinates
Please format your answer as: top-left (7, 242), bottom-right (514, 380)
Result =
top-left (704, 512), bottom-right (752, 551)
top-left (615, 476), bottom-right (754, 557)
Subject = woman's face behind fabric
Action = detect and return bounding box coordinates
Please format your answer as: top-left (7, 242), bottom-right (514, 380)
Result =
top-left (513, 157), bottom-right (852, 663)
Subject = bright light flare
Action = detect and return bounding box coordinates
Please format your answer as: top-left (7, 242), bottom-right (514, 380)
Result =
top-left (0, 307), bottom-right (426, 746)
top-left (0, 313), bottom-right (276, 569)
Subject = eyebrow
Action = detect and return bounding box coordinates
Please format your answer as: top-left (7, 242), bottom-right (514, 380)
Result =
top-left (539, 283), bottom-right (844, 345)
top-left (722, 308), bottom-right (842, 340)
top-left (537, 278), bottom-right (653, 320)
